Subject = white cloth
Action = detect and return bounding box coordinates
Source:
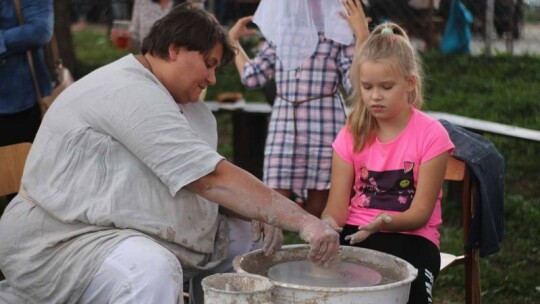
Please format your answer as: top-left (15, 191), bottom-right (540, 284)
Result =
top-left (253, 0), bottom-right (354, 70)
top-left (79, 236), bottom-right (185, 304)
top-left (0, 55), bottom-right (227, 304)
top-left (79, 219), bottom-right (257, 304)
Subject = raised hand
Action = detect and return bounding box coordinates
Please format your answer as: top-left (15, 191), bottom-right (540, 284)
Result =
top-left (228, 16), bottom-right (259, 43)
top-left (340, 0), bottom-right (370, 46)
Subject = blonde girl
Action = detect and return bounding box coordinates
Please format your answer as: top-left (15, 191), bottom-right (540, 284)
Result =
top-left (322, 22), bottom-right (454, 303)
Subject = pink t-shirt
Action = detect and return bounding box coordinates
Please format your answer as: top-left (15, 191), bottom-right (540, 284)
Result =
top-left (333, 108), bottom-right (454, 247)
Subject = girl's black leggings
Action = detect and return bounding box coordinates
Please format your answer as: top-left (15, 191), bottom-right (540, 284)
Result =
top-left (341, 225), bottom-right (440, 304)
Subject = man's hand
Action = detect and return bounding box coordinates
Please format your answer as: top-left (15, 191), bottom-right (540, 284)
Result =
top-left (299, 218), bottom-right (340, 265)
top-left (321, 215), bottom-right (344, 233)
top-left (251, 220), bottom-right (283, 256)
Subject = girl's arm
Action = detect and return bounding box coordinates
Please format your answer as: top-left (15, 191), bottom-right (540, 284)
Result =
top-left (321, 152), bottom-right (355, 229)
top-left (346, 151), bottom-right (449, 244)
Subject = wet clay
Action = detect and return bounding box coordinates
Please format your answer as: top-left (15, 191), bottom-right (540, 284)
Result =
top-left (267, 260), bottom-right (382, 287)
top-left (235, 245), bottom-right (404, 284)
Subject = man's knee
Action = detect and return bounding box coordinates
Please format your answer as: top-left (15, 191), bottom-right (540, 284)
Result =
top-left (82, 237), bottom-right (184, 303)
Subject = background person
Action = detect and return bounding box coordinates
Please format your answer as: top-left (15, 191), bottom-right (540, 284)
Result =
top-left (321, 22), bottom-right (455, 303)
top-left (228, 0), bottom-right (369, 218)
top-left (111, 0), bottom-right (206, 52)
top-left (0, 0), bottom-right (53, 146)
top-left (0, 4), bottom-right (339, 304)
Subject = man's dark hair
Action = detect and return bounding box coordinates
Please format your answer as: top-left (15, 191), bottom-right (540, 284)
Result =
top-left (141, 3), bottom-right (235, 66)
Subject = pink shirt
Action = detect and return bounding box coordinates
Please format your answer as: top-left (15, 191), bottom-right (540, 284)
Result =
top-left (333, 108), bottom-right (454, 247)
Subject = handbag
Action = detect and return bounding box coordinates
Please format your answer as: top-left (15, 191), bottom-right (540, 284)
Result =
top-left (13, 0), bottom-right (74, 118)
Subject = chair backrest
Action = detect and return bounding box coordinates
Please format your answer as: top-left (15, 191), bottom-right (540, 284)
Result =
top-left (440, 155), bottom-right (481, 304)
top-left (0, 142), bottom-right (32, 197)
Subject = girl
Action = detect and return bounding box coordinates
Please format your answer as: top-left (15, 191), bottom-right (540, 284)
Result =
top-left (228, 0), bottom-right (369, 217)
top-left (321, 22), bottom-right (454, 303)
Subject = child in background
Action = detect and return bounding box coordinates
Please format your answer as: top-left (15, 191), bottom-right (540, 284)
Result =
top-left (228, 0), bottom-right (369, 217)
top-left (321, 22), bottom-right (454, 303)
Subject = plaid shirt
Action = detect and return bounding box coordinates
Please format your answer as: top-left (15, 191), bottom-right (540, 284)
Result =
top-left (241, 34), bottom-right (355, 190)
top-left (242, 34), bottom-right (354, 101)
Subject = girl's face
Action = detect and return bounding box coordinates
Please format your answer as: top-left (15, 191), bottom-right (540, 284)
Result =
top-left (359, 60), bottom-right (416, 123)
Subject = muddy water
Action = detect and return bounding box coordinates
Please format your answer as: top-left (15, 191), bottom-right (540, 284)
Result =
top-left (268, 260), bottom-right (382, 287)
top-left (235, 245), bottom-right (406, 286)
top-left (234, 245), bottom-right (418, 304)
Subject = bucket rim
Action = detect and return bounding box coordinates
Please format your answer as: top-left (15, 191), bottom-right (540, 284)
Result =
top-left (201, 272), bottom-right (275, 295)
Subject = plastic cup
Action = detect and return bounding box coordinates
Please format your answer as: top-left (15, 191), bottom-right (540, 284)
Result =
top-left (112, 19), bottom-right (131, 50)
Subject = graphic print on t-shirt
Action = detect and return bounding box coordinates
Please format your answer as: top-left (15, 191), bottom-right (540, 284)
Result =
top-left (353, 161), bottom-right (416, 212)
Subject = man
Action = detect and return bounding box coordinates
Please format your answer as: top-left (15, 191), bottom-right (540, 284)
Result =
top-left (0, 4), bottom-right (339, 303)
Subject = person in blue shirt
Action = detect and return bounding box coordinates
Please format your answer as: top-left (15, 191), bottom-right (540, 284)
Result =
top-left (0, 0), bottom-right (53, 146)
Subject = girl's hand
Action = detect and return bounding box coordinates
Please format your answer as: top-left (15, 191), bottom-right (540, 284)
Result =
top-left (340, 0), bottom-right (370, 44)
top-left (344, 212), bottom-right (392, 244)
top-left (228, 16), bottom-right (259, 43)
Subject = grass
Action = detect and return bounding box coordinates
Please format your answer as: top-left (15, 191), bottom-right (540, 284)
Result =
top-left (1, 27), bottom-right (539, 303)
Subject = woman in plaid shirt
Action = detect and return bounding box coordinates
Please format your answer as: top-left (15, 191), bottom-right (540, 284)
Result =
top-left (228, 0), bottom-right (369, 217)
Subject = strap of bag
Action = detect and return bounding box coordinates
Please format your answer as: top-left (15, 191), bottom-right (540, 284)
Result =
top-left (13, 0), bottom-right (44, 100)
top-left (49, 35), bottom-right (62, 67)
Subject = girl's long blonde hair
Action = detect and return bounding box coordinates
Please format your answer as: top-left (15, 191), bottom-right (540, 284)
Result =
top-left (348, 22), bottom-right (424, 152)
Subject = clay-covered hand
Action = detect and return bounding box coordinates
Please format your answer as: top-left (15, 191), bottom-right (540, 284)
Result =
top-left (340, 0), bottom-right (370, 42)
top-left (321, 215), bottom-right (343, 233)
top-left (299, 218), bottom-right (340, 265)
top-left (344, 212), bottom-right (392, 244)
top-left (228, 16), bottom-right (259, 43)
top-left (251, 219), bottom-right (283, 256)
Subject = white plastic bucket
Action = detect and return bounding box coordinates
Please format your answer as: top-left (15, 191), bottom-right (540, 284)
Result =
top-left (201, 273), bottom-right (275, 304)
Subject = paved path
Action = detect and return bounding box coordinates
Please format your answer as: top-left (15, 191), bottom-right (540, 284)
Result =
top-left (470, 23), bottom-right (540, 55)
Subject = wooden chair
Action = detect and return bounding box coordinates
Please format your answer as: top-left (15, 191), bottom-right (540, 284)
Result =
top-left (0, 142), bottom-right (31, 197)
top-left (439, 156), bottom-right (481, 304)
